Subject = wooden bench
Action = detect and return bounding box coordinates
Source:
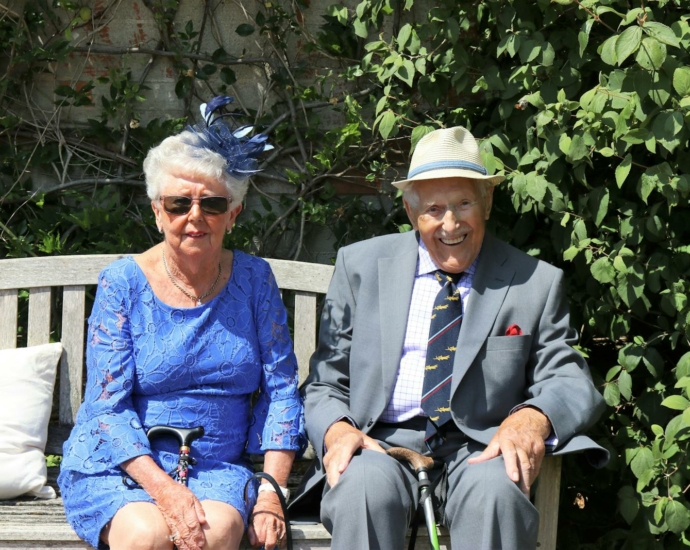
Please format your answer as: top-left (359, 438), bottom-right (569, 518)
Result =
top-left (0, 254), bottom-right (562, 549)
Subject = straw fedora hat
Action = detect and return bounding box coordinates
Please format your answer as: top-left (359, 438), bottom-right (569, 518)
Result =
top-left (392, 126), bottom-right (505, 190)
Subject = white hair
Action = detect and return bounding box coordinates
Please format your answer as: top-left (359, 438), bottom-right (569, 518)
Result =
top-left (143, 131), bottom-right (248, 209)
top-left (402, 179), bottom-right (490, 210)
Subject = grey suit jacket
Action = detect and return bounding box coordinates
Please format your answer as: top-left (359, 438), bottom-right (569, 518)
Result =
top-left (295, 231), bottom-right (607, 503)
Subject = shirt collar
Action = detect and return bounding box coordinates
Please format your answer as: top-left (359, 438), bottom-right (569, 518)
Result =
top-left (415, 233), bottom-right (481, 277)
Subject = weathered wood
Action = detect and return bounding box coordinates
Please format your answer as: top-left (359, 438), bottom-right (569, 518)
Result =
top-left (59, 286), bottom-right (86, 425)
top-left (535, 455), bottom-right (562, 550)
top-left (294, 292), bottom-right (317, 385)
top-left (0, 289), bottom-right (18, 350)
top-left (27, 287), bottom-right (52, 346)
top-left (0, 255), bottom-right (334, 294)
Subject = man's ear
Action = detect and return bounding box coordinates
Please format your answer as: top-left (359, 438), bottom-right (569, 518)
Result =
top-left (403, 198), bottom-right (419, 230)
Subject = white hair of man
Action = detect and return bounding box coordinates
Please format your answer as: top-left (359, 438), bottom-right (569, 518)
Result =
top-left (402, 178), bottom-right (490, 211)
top-left (143, 131), bottom-right (248, 209)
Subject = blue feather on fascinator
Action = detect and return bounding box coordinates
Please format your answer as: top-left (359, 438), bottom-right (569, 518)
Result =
top-left (184, 96), bottom-right (273, 180)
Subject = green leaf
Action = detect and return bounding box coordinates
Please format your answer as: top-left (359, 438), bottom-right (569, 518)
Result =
top-left (395, 59), bottom-right (415, 87)
top-left (397, 24), bottom-right (412, 49)
top-left (377, 110), bottom-right (397, 139)
top-left (673, 67), bottom-right (690, 96)
top-left (661, 395), bottom-right (690, 411)
top-left (618, 370), bottom-right (633, 400)
top-left (567, 134), bottom-right (588, 162)
top-left (630, 447), bottom-right (654, 478)
top-left (665, 500), bottom-right (690, 534)
top-left (589, 187), bottom-right (609, 227)
top-left (591, 257), bottom-right (616, 283)
top-left (643, 21), bottom-right (681, 48)
top-left (600, 35), bottom-right (618, 66)
top-left (578, 19), bottom-right (594, 57)
top-left (635, 37), bottom-right (666, 70)
top-left (618, 486), bottom-right (639, 524)
top-left (219, 67), bottom-right (236, 86)
top-left (235, 24), bottom-right (255, 37)
top-left (653, 111), bottom-right (684, 153)
top-left (526, 176), bottom-right (547, 202)
top-left (604, 382), bottom-right (621, 406)
top-left (615, 27), bottom-right (642, 65)
top-left (677, 352), bottom-right (690, 379)
top-left (616, 154), bottom-right (632, 188)
top-left (644, 347), bottom-right (665, 377)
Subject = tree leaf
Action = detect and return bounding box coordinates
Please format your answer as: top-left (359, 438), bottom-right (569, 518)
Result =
top-left (589, 187), bottom-right (610, 226)
top-left (591, 257), bottom-right (616, 283)
top-left (567, 134), bottom-right (588, 162)
top-left (630, 446), bottom-right (654, 478)
top-left (661, 395), bottom-right (690, 411)
top-left (618, 486), bottom-right (639, 524)
top-left (397, 23), bottom-right (412, 49)
top-left (673, 67), bottom-right (690, 96)
top-left (235, 23), bottom-right (255, 37)
top-left (635, 37), bottom-right (666, 70)
top-left (604, 382), bottom-right (620, 406)
top-left (578, 19), bottom-right (594, 57)
top-left (665, 500), bottom-right (690, 534)
top-left (616, 154), bottom-right (632, 188)
top-left (652, 111), bottom-right (684, 153)
top-left (643, 21), bottom-right (681, 48)
top-left (599, 35), bottom-right (618, 66)
top-left (618, 370), bottom-right (633, 400)
top-left (526, 176), bottom-right (547, 202)
top-left (615, 27), bottom-right (642, 65)
top-left (376, 110), bottom-right (397, 139)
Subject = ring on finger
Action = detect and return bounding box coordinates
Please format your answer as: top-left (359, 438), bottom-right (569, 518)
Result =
top-left (169, 532), bottom-right (180, 542)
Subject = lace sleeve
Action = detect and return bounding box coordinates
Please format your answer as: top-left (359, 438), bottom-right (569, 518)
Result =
top-left (60, 266), bottom-right (151, 474)
top-left (246, 263), bottom-right (306, 455)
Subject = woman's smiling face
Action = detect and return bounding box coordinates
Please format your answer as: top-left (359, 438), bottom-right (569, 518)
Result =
top-left (404, 177), bottom-right (493, 273)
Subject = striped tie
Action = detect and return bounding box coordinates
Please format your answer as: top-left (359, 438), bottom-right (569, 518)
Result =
top-left (421, 270), bottom-right (463, 451)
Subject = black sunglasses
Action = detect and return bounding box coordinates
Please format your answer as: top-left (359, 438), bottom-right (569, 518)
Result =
top-left (159, 195), bottom-right (231, 215)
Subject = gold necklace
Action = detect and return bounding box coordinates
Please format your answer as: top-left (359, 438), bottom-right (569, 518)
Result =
top-left (162, 250), bottom-right (222, 306)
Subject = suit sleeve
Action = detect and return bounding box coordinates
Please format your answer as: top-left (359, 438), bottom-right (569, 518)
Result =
top-left (519, 269), bottom-right (605, 446)
top-left (301, 247), bottom-right (358, 460)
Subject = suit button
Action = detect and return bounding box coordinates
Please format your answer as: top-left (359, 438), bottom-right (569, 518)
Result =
top-left (367, 419), bottom-right (374, 427)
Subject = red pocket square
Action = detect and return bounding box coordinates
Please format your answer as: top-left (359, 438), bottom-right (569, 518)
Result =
top-left (505, 324), bottom-right (523, 336)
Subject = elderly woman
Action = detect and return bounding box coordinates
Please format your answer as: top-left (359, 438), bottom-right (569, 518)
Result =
top-left (58, 97), bottom-right (304, 550)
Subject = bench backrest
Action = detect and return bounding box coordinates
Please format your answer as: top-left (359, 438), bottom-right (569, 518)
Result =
top-left (0, 254), bottom-right (334, 453)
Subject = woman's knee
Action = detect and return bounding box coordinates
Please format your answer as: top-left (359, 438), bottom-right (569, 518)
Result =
top-left (103, 502), bottom-right (172, 550)
top-left (201, 500), bottom-right (244, 550)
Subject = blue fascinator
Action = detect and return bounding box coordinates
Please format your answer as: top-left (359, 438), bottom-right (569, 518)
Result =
top-left (184, 95), bottom-right (273, 179)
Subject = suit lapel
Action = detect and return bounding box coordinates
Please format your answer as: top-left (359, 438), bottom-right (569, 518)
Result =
top-left (379, 232), bottom-right (419, 402)
top-left (451, 234), bottom-right (516, 396)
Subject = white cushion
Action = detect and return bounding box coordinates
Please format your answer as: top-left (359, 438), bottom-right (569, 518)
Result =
top-left (0, 343), bottom-right (62, 499)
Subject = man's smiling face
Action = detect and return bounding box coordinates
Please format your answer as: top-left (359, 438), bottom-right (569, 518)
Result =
top-left (404, 177), bottom-right (494, 274)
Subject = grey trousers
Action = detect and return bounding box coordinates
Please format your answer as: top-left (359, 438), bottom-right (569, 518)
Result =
top-left (320, 424), bottom-right (539, 550)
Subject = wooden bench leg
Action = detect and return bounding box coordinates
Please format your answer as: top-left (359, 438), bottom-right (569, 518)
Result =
top-left (535, 455), bottom-right (562, 550)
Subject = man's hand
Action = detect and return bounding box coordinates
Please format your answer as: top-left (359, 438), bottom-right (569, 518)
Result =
top-left (323, 421), bottom-right (386, 487)
top-left (468, 407), bottom-right (552, 497)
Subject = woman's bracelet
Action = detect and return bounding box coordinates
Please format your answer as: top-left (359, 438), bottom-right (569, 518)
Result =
top-left (257, 482), bottom-right (290, 501)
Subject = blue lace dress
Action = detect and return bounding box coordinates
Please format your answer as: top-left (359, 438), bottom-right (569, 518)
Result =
top-left (58, 253), bottom-right (305, 550)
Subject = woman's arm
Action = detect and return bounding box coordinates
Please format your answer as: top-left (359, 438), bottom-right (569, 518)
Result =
top-left (248, 450), bottom-right (296, 550)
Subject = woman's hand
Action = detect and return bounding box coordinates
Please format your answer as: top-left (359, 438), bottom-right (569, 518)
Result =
top-left (120, 455), bottom-right (207, 549)
top-left (154, 481), bottom-right (208, 550)
top-left (248, 491), bottom-right (285, 549)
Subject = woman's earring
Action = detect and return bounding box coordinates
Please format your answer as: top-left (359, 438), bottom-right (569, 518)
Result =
top-left (157, 226), bottom-right (163, 234)
top-left (226, 228), bottom-right (232, 235)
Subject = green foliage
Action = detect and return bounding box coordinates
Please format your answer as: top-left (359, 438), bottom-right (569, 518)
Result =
top-left (1, 0), bottom-right (690, 546)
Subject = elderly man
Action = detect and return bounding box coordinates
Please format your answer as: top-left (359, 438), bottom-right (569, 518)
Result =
top-left (294, 127), bottom-right (606, 549)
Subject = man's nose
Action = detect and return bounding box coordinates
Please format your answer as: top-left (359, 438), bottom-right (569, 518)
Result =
top-left (442, 208), bottom-right (459, 231)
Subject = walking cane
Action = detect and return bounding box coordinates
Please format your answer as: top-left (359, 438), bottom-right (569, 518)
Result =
top-left (244, 472), bottom-right (293, 550)
top-left (387, 447), bottom-right (441, 550)
top-left (123, 425), bottom-right (205, 488)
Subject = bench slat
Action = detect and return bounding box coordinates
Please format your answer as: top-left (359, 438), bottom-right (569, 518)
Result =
top-left (294, 292), bottom-right (317, 385)
top-left (27, 287), bottom-right (52, 346)
top-left (535, 455), bottom-right (562, 550)
top-left (0, 255), bottom-right (335, 295)
top-left (0, 289), bottom-right (18, 349)
top-left (60, 286), bottom-right (86, 424)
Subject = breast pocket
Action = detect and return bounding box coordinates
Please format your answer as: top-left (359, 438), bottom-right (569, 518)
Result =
top-left (485, 334), bottom-right (532, 352)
